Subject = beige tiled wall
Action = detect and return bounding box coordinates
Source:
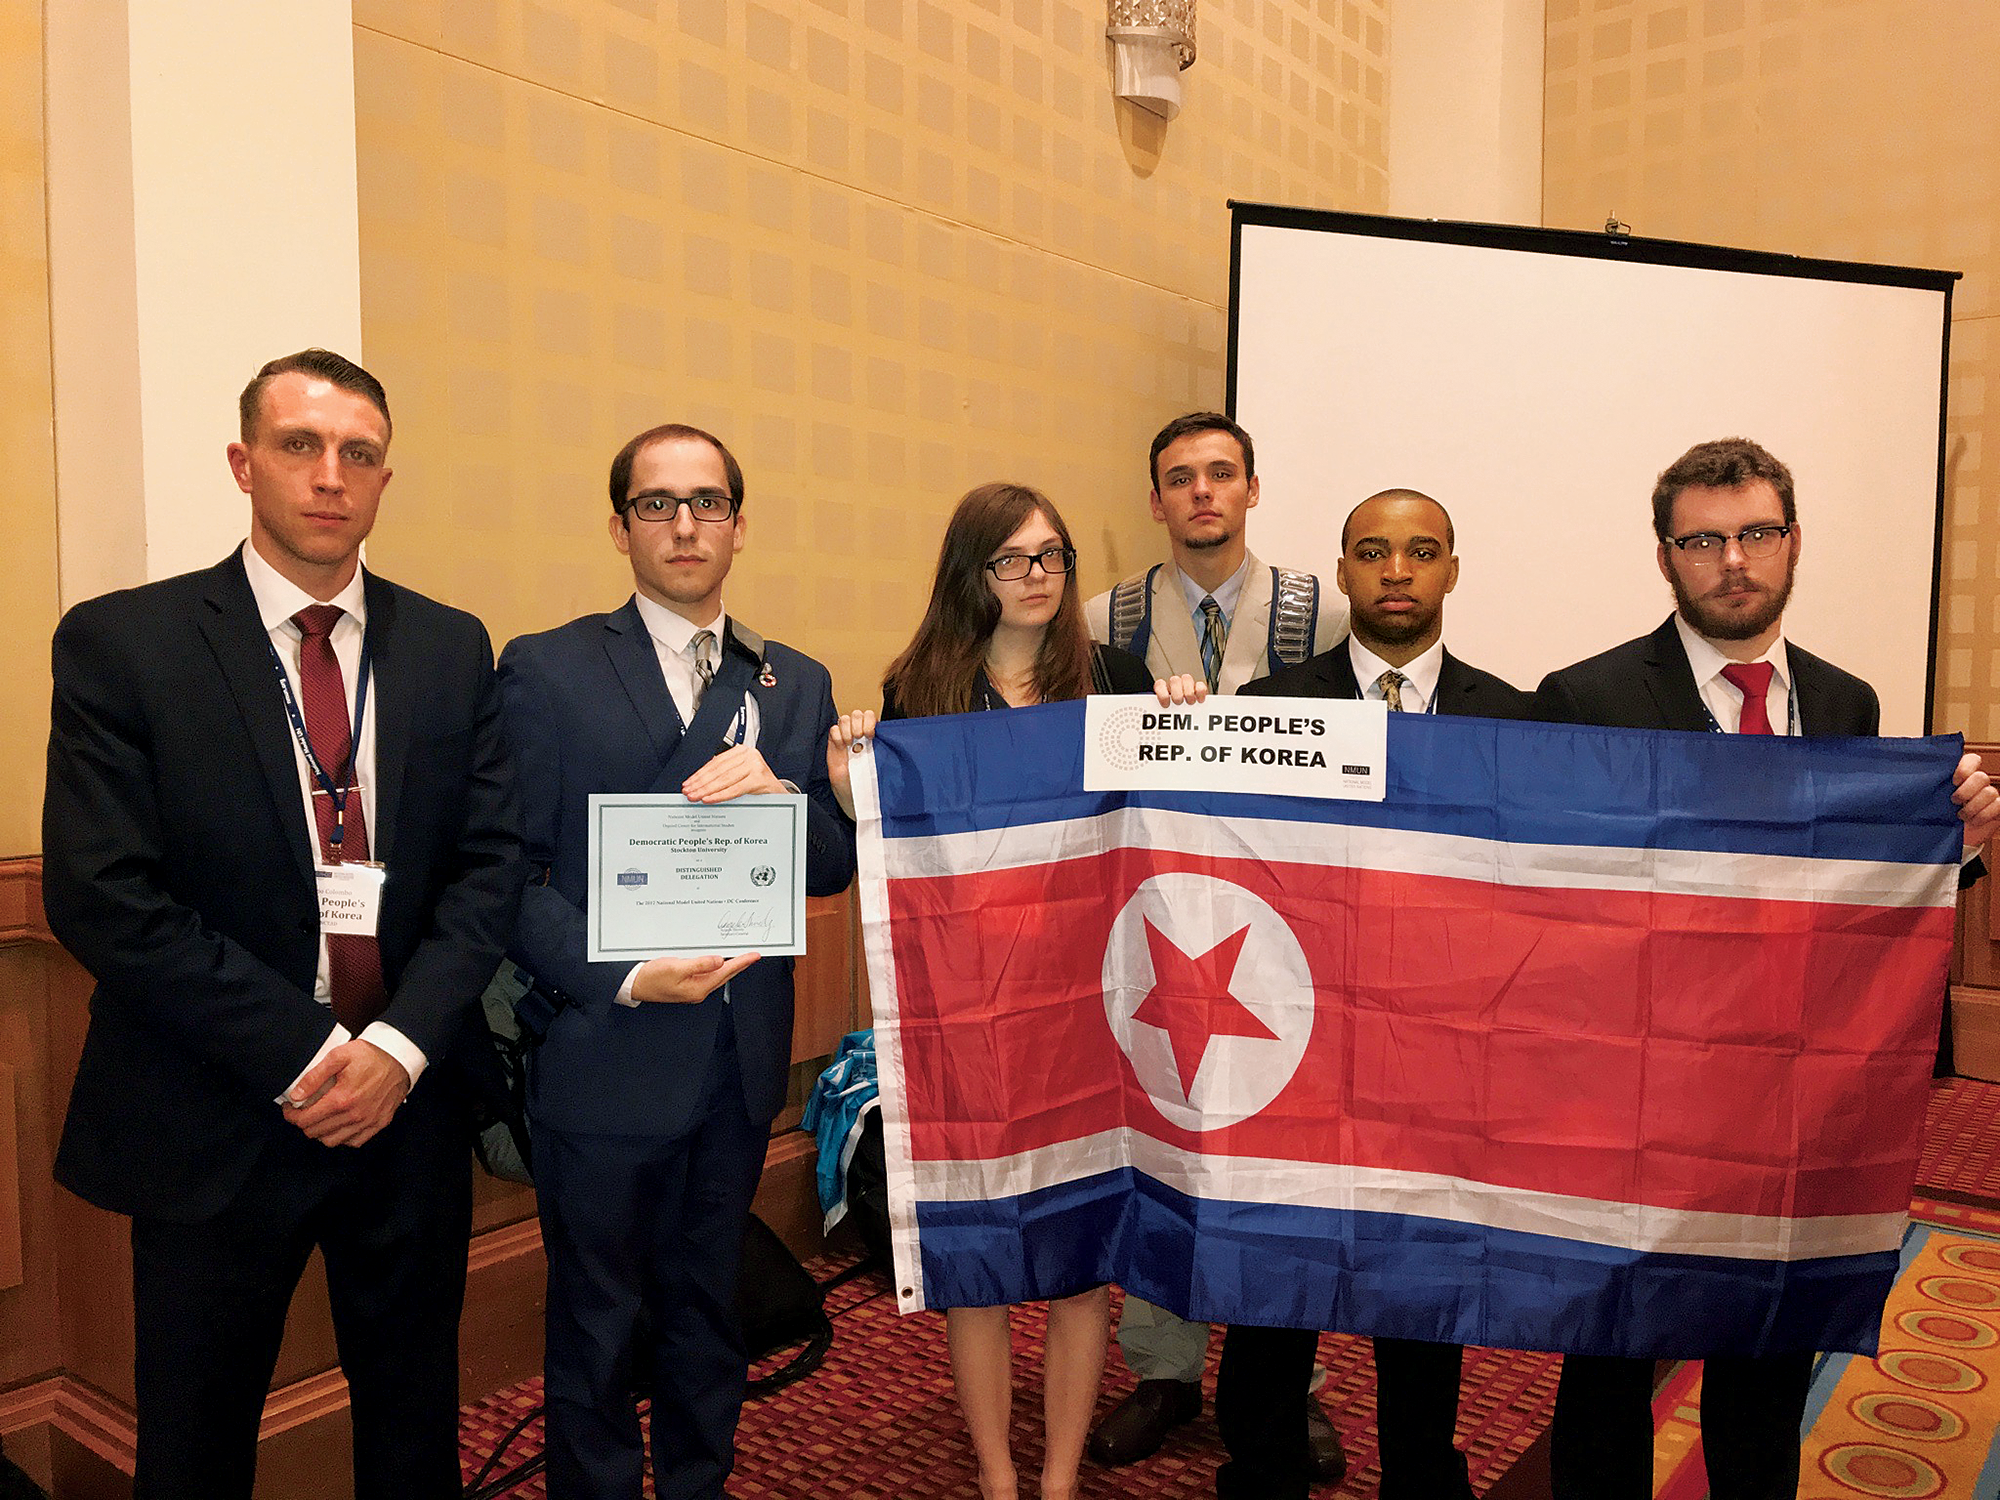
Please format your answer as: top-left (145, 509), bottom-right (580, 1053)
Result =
top-left (1543, 0), bottom-right (2000, 737)
top-left (0, 4), bottom-right (58, 856)
top-left (352, 0), bottom-right (1390, 704)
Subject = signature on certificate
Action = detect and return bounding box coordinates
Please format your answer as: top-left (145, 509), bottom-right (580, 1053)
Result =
top-left (716, 910), bottom-right (782, 941)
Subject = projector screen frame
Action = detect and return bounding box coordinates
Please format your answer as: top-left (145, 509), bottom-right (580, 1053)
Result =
top-left (1224, 201), bottom-right (1959, 731)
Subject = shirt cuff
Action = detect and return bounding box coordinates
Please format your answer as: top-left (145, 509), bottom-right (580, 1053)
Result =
top-left (615, 962), bottom-right (646, 1007)
top-left (359, 1022), bottom-right (429, 1089)
top-left (278, 1023), bottom-right (350, 1106)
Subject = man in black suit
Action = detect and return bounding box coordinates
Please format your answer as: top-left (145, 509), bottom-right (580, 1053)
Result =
top-left (43, 349), bottom-right (524, 1499)
top-left (1221, 489), bottom-right (1529, 1500)
top-left (1534, 437), bottom-right (1998, 1499)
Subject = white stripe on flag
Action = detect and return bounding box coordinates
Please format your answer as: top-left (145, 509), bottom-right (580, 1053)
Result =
top-left (906, 1131), bottom-right (1908, 1263)
top-left (882, 805), bottom-right (1958, 911)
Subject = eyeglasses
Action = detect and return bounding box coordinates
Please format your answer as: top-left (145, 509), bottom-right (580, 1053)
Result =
top-left (622, 490), bottom-right (741, 524)
top-left (984, 546), bottom-right (1077, 581)
top-left (1666, 524), bottom-right (1791, 564)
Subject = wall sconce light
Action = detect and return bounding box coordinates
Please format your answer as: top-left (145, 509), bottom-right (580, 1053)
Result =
top-left (1107, 1), bottom-right (1196, 121)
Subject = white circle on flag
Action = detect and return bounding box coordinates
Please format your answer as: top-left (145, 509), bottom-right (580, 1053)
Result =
top-left (1102, 871), bottom-right (1315, 1132)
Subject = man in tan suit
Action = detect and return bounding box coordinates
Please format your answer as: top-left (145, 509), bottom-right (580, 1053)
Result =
top-left (1087, 412), bottom-right (1344, 694)
top-left (1083, 411), bottom-right (1347, 1481)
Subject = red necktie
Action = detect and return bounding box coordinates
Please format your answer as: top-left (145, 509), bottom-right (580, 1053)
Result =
top-left (293, 605), bottom-right (388, 1030)
top-left (1720, 661), bottom-right (1776, 736)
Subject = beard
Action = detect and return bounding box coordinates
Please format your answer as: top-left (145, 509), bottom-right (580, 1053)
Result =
top-left (1670, 560), bottom-right (1794, 642)
top-left (1353, 600), bottom-right (1437, 650)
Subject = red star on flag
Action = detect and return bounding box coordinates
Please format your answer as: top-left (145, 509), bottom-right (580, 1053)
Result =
top-left (1130, 918), bottom-right (1279, 1099)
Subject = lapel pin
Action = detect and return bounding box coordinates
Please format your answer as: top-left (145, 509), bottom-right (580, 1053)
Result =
top-left (759, 662), bottom-right (777, 687)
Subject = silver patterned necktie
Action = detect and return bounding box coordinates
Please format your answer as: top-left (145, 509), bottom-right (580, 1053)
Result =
top-left (1375, 668), bottom-right (1407, 712)
top-left (1198, 595), bottom-right (1227, 692)
top-left (691, 629), bottom-right (716, 706)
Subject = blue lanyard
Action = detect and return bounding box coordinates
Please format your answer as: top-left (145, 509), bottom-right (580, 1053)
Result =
top-left (267, 628), bottom-right (373, 858)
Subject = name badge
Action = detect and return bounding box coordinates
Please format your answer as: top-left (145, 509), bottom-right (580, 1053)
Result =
top-left (315, 861), bottom-right (386, 936)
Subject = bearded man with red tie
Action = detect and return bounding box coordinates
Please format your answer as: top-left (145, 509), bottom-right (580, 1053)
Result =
top-left (43, 349), bottom-right (524, 1500)
top-left (1533, 437), bottom-right (1999, 1499)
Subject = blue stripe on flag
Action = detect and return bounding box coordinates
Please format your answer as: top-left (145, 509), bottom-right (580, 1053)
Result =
top-left (872, 703), bottom-right (1962, 867)
top-left (913, 1168), bottom-right (1899, 1358)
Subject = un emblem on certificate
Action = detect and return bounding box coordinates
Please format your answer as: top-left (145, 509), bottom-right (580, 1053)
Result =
top-left (750, 866), bottom-right (776, 887)
top-left (1102, 872), bottom-right (1315, 1132)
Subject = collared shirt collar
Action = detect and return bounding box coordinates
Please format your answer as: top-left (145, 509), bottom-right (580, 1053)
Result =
top-left (1172, 553), bottom-right (1252, 621)
top-left (1673, 612), bottom-right (1791, 697)
top-left (241, 539), bottom-right (368, 632)
top-left (1348, 634), bottom-right (1445, 711)
top-left (633, 590), bottom-right (727, 659)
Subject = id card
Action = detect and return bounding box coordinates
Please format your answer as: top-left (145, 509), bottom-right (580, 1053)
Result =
top-left (315, 861), bottom-right (386, 935)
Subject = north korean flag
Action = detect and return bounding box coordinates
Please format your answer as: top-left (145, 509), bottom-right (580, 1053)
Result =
top-left (853, 702), bottom-right (1963, 1358)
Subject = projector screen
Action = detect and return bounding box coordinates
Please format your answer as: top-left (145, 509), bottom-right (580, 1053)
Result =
top-left (1228, 205), bottom-right (1955, 735)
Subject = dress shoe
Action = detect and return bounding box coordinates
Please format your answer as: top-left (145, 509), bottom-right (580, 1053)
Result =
top-left (1087, 1378), bottom-right (1203, 1465)
top-left (1305, 1400), bottom-right (1347, 1484)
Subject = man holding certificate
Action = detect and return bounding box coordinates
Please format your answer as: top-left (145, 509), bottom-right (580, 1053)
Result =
top-left (497, 423), bottom-right (855, 1500)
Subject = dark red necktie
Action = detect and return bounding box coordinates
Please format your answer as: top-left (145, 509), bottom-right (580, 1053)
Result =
top-left (293, 605), bottom-right (387, 1030)
top-left (1720, 661), bottom-right (1776, 736)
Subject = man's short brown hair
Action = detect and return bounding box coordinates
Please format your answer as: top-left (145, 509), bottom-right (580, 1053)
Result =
top-left (1651, 438), bottom-right (1796, 541)
top-left (607, 424), bottom-right (746, 514)
top-left (238, 349), bottom-right (391, 444)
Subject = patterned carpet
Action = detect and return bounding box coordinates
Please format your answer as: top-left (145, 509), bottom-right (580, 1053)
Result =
top-left (457, 1079), bottom-right (2000, 1498)
top-left (457, 1278), bottom-right (1561, 1498)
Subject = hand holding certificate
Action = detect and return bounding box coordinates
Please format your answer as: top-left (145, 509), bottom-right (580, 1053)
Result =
top-left (587, 793), bottom-right (809, 961)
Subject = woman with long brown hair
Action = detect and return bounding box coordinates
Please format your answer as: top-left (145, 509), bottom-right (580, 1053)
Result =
top-left (826, 482), bottom-right (1202, 1500)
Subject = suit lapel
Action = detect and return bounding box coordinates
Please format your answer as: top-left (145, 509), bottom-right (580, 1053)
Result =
top-left (604, 597), bottom-right (683, 763)
top-left (1323, 644), bottom-right (1361, 700)
top-left (362, 571), bottom-right (409, 863)
top-left (1788, 650), bottom-right (1832, 736)
top-left (1220, 557), bottom-right (1271, 688)
top-left (1433, 649), bottom-right (1463, 709)
top-left (196, 553), bottom-right (315, 883)
top-left (1149, 565), bottom-right (1202, 679)
top-left (1641, 617), bottom-right (1710, 732)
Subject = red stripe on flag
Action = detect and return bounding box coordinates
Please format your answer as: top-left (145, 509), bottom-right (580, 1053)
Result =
top-left (886, 848), bottom-right (1951, 1220)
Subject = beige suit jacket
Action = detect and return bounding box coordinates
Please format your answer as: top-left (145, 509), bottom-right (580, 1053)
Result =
top-left (1085, 551), bottom-right (1346, 693)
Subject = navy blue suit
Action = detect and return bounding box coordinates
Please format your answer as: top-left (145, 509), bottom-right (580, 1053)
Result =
top-left (498, 599), bottom-right (854, 1500)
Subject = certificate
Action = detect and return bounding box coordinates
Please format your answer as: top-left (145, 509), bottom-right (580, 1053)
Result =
top-left (587, 793), bottom-right (808, 961)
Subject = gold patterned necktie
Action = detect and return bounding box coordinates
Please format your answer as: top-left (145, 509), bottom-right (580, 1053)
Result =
top-left (1198, 596), bottom-right (1227, 692)
top-left (1375, 668), bottom-right (1407, 712)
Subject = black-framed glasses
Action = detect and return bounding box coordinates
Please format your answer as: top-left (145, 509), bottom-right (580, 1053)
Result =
top-left (622, 490), bottom-right (741, 524)
top-left (1667, 523), bottom-right (1791, 564)
top-left (984, 546), bottom-right (1077, 581)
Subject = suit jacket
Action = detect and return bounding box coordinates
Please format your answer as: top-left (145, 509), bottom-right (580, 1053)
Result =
top-left (45, 550), bottom-right (525, 1222)
top-left (1532, 615), bottom-right (1878, 736)
top-left (1086, 550), bottom-right (1347, 693)
top-left (1243, 639), bottom-right (1533, 720)
top-left (498, 600), bottom-right (857, 1137)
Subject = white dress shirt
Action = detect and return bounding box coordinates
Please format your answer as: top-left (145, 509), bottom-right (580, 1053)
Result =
top-left (1673, 613), bottom-right (1795, 736)
top-left (616, 592), bottom-right (768, 1006)
top-left (1172, 554), bottom-right (1252, 636)
top-left (631, 591), bottom-right (762, 745)
top-left (241, 541), bottom-right (428, 1097)
top-left (1348, 635), bottom-right (1444, 714)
